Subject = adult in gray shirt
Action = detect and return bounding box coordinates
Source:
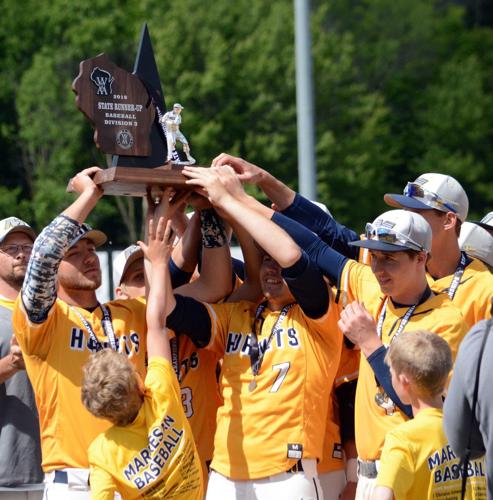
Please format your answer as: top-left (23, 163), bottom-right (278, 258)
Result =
top-left (444, 317), bottom-right (493, 497)
top-left (0, 217), bottom-right (43, 499)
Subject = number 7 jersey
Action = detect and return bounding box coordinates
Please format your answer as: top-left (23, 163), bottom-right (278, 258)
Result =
top-left (202, 296), bottom-right (342, 480)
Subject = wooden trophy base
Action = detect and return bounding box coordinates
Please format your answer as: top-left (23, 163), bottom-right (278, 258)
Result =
top-left (90, 165), bottom-right (197, 197)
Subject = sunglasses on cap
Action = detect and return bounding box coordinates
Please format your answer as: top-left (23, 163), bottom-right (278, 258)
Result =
top-left (365, 222), bottom-right (425, 252)
top-left (403, 182), bottom-right (458, 214)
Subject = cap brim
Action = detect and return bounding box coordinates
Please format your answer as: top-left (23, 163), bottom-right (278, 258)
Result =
top-left (71, 229), bottom-right (107, 248)
top-left (384, 193), bottom-right (434, 211)
top-left (472, 221), bottom-right (493, 231)
top-left (349, 239), bottom-right (411, 252)
top-left (1, 226), bottom-right (36, 243)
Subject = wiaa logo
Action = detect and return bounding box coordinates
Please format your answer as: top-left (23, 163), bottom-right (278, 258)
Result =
top-left (90, 67), bottom-right (114, 96)
top-left (116, 129), bottom-right (134, 150)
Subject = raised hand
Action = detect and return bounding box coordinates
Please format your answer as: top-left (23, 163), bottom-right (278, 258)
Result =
top-left (211, 153), bottom-right (265, 184)
top-left (338, 301), bottom-right (382, 356)
top-left (68, 166), bottom-right (104, 198)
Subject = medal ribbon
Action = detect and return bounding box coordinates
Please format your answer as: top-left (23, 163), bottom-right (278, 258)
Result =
top-left (448, 251), bottom-right (467, 300)
top-left (250, 302), bottom-right (294, 377)
top-left (69, 304), bottom-right (117, 352)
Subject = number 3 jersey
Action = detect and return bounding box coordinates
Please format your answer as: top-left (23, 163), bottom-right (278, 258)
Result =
top-left (201, 296), bottom-right (342, 480)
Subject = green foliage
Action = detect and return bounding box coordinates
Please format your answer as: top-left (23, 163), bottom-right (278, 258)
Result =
top-left (1, 0), bottom-right (493, 240)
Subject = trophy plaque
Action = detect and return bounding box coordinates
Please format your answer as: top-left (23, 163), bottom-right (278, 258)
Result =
top-left (70, 24), bottom-right (196, 196)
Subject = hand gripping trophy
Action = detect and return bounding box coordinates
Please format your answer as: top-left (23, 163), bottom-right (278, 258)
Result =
top-left (159, 103), bottom-right (196, 165)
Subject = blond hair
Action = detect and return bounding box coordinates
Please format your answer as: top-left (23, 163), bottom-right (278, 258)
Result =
top-left (385, 331), bottom-right (452, 398)
top-left (81, 350), bottom-right (143, 426)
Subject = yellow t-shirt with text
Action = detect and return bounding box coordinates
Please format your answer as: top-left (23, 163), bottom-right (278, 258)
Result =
top-left (377, 408), bottom-right (486, 499)
top-left (88, 357), bottom-right (202, 500)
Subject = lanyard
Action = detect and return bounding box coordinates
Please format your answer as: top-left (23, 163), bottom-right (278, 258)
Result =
top-left (170, 336), bottom-right (180, 380)
top-left (376, 287), bottom-right (431, 344)
top-left (69, 304), bottom-right (117, 352)
top-left (448, 252), bottom-right (467, 300)
top-left (250, 302), bottom-right (294, 377)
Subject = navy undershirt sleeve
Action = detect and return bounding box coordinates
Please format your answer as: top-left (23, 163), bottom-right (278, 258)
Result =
top-left (367, 346), bottom-right (413, 418)
top-left (281, 250), bottom-right (328, 319)
top-left (272, 211), bottom-right (348, 287)
top-left (282, 193), bottom-right (361, 260)
top-left (166, 294), bottom-right (212, 348)
top-left (169, 258), bottom-right (194, 289)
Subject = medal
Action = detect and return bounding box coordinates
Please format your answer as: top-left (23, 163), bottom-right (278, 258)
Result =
top-left (375, 390), bottom-right (395, 416)
top-left (248, 380), bottom-right (257, 392)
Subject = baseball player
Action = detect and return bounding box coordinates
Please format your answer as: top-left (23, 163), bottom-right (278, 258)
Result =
top-left (166, 165), bottom-right (342, 499)
top-left (160, 103), bottom-right (196, 164)
top-left (0, 217), bottom-right (43, 498)
top-left (12, 167), bottom-right (148, 498)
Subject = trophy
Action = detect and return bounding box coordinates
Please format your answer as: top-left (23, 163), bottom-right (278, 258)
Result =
top-left (71, 24), bottom-right (196, 197)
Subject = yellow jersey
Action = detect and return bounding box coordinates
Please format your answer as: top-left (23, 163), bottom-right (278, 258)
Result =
top-left (88, 357), bottom-right (202, 500)
top-left (377, 408), bottom-right (486, 499)
top-left (175, 335), bottom-right (222, 485)
top-left (12, 295), bottom-right (147, 471)
top-left (202, 296), bottom-right (342, 479)
top-left (427, 257), bottom-right (493, 328)
top-left (339, 261), bottom-right (468, 461)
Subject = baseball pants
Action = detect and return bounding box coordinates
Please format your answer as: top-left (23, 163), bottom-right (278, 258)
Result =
top-left (206, 459), bottom-right (323, 500)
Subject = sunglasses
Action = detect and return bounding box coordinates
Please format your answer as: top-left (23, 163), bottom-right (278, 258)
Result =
top-left (403, 182), bottom-right (457, 214)
top-left (365, 223), bottom-right (425, 252)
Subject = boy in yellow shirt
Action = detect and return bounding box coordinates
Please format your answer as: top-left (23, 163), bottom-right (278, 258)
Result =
top-left (81, 196), bottom-right (203, 499)
top-left (373, 331), bottom-right (486, 499)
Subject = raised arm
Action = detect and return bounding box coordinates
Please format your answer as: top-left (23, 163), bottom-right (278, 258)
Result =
top-left (212, 154), bottom-right (361, 259)
top-left (22, 167), bottom-right (103, 322)
top-left (138, 199), bottom-right (174, 361)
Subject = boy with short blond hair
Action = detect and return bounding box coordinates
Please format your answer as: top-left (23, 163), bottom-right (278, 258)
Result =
top-left (81, 197), bottom-right (203, 500)
top-left (373, 331), bottom-right (486, 500)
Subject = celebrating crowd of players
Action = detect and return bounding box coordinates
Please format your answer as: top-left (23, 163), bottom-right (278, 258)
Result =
top-left (1, 154), bottom-right (493, 499)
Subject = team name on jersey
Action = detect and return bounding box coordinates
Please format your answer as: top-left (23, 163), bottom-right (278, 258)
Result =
top-left (428, 444), bottom-right (485, 484)
top-left (177, 351), bottom-right (199, 384)
top-left (69, 328), bottom-right (140, 354)
top-left (123, 414), bottom-right (184, 490)
top-left (225, 327), bottom-right (300, 356)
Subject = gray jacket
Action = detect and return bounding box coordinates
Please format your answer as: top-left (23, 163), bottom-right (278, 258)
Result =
top-left (444, 319), bottom-right (492, 497)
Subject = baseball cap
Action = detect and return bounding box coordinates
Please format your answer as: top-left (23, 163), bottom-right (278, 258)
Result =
top-left (459, 222), bottom-right (493, 267)
top-left (349, 210), bottom-right (432, 253)
top-left (384, 173), bottom-right (469, 222)
top-left (472, 211), bottom-right (493, 231)
top-left (0, 217), bottom-right (36, 243)
top-left (70, 223), bottom-right (107, 249)
top-left (112, 244), bottom-right (143, 286)
top-left (173, 103), bottom-right (184, 109)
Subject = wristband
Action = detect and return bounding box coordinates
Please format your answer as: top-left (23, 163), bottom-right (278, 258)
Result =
top-left (200, 209), bottom-right (227, 248)
top-left (346, 458), bottom-right (358, 483)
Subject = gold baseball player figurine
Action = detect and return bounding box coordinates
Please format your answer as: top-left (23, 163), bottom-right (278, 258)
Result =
top-left (160, 103), bottom-right (196, 165)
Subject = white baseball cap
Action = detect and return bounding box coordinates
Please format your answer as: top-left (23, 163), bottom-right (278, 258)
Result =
top-left (173, 103), bottom-right (184, 109)
top-left (472, 211), bottom-right (493, 231)
top-left (113, 244), bottom-right (143, 286)
top-left (459, 222), bottom-right (493, 267)
top-left (349, 210), bottom-right (432, 253)
top-left (0, 217), bottom-right (36, 243)
top-left (384, 173), bottom-right (469, 222)
top-left (69, 223), bottom-right (107, 249)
